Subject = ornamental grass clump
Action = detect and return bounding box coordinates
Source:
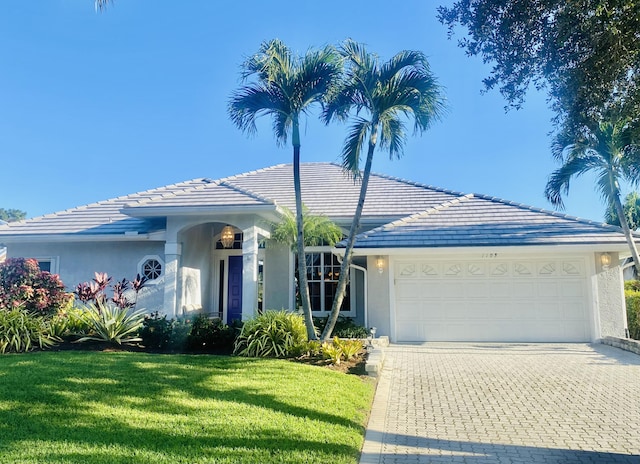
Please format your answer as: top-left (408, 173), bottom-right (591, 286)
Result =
top-left (234, 310), bottom-right (308, 358)
top-left (0, 307), bottom-right (58, 353)
top-left (76, 301), bottom-right (146, 345)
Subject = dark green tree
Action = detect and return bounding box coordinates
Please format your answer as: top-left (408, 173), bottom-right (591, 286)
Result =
top-left (0, 209), bottom-right (26, 223)
top-left (228, 39), bottom-right (342, 340)
top-left (605, 191), bottom-right (640, 231)
top-left (545, 116), bottom-right (640, 273)
top-left (320, 40), bottom-right (445, 340)
top-left (438, 1), bottom-right (640, 128)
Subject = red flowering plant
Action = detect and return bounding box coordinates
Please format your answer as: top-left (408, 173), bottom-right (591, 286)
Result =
top-left (74, 272), bottom-right (147, 311)
top-left (0, 258), bottom-right (73, 316)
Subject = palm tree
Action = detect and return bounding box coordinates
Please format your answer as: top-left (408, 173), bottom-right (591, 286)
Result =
top-left (545, 117), bottom-right (640, 273)
top-left (95, 0), bottom-right (110, 11)
top-left (320, 40), bottom-right (445, 340)
top-left (228, 39), bottom-right (341, 340)
top-left (269, 206), bottom-right (343, 251)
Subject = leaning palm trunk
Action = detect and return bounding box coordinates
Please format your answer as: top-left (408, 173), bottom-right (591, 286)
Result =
top-left (321, 129), bottom-right (377, 341)
top-left (613, 193), bottom-right (640, 275)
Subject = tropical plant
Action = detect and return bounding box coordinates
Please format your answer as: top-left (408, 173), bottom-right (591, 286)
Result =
top-left (320, 40), bottom-right (445, 340)
top-left (321, 340), bottom-right (343, 365)
top-left (0, 258), bottom-right (72, 316)
top-left (76, 301), bottom-right (145, 345)
top-left (0, 307), bottom-right (58, 353)
top-left (74, 272), bottom-right (147, 310)
top-left (233, 310), bottom-right (307, 358)
top-left (605, 191), bottom-right (640, 231)
top-left (268, 206), bottom-right (343, 251)
top-left (229, 39), bottom-right (342, 340)
top-left (545, 116), bottom-right (640, 273)
top-left (333, 337), bottom-right (363, 361)
top-left (47, 306), bottom-right (92, 339)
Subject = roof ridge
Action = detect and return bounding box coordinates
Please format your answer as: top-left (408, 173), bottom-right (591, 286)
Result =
top-left (469, 192), bottom-right (626, 233)
top-left (367, 169), bottom-right (467, 196)
top-left (217, 180), bottom-right (275, 204)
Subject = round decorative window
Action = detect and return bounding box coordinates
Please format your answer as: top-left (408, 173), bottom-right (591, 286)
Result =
top-left (142, 258), bottom-right (162, 280)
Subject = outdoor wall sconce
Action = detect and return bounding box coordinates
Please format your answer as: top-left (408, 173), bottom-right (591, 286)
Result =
top-left (376, 256), bottom-right (385, 274)
top-left (220, 225), bottom-right (235, 249)
top-left (600, 252), bottom-right (612, 269)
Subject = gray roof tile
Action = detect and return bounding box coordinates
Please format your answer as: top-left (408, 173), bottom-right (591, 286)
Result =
top-left (345, 194), bottom-right (630, 248)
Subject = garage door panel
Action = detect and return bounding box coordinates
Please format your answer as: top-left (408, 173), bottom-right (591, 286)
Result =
top-left (394, 257), bottom-right (590, 342)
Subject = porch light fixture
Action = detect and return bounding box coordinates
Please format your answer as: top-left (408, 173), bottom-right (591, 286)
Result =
top-left (600, 252), bottom-right (612, 269)
top-left (376, 256), bottom-right (385, 274)
top-left (220, 225), bottom-right (235, 249)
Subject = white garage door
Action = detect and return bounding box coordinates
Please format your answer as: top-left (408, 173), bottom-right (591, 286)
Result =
top-left (394, 257), bottom-right (591, 342)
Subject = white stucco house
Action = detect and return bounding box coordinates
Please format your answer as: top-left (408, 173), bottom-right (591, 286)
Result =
top-left (0, 162), bottom-right (632, 342)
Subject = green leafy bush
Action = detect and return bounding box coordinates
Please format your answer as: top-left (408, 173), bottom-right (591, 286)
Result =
top-left (138, 311), bottom-right (174, 349)
top-left (314, 316), bottom-right (368, 338)
top-left (187, 314), bottom-right (238, 353)
top-left (76, 301), bottom-right (145, 345)
top-left (234, 310), bottom-right (307, 358)
top-left (48, 307), bottom-right (92, 340)
top-left (321, 340), bottom-right (343, 365)
top-left (624, 287), bottom-right (640, 340)
top-left (0, 258), bottom-right (72, 316)
top-left (0, 307), bottom-right (58, 353)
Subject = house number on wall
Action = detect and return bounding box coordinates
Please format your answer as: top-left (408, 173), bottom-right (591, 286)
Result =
top-left (481, 253), bottom-right (499, 259)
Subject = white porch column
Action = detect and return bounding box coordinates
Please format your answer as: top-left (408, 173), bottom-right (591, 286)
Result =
top-left (242, 225), bottom-right (259, 320)
top-left (163, 241), bottom-right (182, 318)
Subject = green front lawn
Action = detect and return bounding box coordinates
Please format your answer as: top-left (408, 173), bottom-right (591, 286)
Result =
top-left (0, 352), bottom-right (375, 464)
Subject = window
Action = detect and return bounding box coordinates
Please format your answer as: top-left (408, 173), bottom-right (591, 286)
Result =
top-left (34, 257), bottom-right (58, 274)
top-left (295, 252), bottom-right (351, 315)
top-left (138, 256), bottom-right (164, 282)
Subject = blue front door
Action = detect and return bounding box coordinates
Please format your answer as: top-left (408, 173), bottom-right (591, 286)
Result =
top-left (227, 256), bottom-right (243, 324)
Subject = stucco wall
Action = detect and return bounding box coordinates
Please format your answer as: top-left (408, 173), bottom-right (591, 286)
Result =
top-left (366, 255), bottom-right (391, 337)
top-left (263, 244), bottom-right (291, 310)
top-left (595, 252), bottom-right (626, 338)
top-left (179, 224), bottom-right (214, 315)
top-left (7, 241), bottom-right (166, 312)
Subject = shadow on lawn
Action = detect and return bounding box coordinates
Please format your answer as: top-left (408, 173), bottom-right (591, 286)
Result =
top-left (0, 352), bottom-right (364, 463)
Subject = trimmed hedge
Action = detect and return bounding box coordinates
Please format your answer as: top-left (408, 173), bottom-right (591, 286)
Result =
top-left (624, 281), bottom-right (640, 340)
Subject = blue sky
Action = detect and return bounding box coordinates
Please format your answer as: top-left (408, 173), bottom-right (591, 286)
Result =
top-left (0, 1), bottom-right (607, 221)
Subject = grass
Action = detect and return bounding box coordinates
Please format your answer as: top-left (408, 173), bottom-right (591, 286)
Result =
top-left (0, 351), bottom-right (375, 464)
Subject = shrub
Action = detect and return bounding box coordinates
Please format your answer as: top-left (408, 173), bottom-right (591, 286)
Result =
top-left (76, 301), bottom-right (145, 345)
top-left (0, 307), bottom-right (58, 353)
top-left (74, 272), bottom-right (147, 309)
top-left (321, 340), bottom-right (343, 365)
top-left (187, 314), bottom-right (238, 353)
top-left (625, 288), bottom-right (640, 340)
top-left (48, 307), bottom-right (93, 340)
top-left (0, 258), bottom-right (72, 316)
top-left (168, 318), bottom-right (192, 352)
top-left (333, 337), bottom-right (364, 360)
top-left (234, 310), bottom-right (307, 358)
top-left (138, 311), bottom-right (174, 350)
top-left (314, 316), bottom-right (368, 339)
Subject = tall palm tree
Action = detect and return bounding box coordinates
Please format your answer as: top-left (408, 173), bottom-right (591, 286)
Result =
top-left (320, 40), bottom-right (445, 340)
top-left (545, 117), bottom-right (640, 273)
top-left (228, 39), bottom-right (341, 340)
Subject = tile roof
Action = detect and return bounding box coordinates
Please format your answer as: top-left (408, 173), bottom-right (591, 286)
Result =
top-left (344, 194), bottom-right (630, 248)
top-left (0, 162), bottom-right (630, 248)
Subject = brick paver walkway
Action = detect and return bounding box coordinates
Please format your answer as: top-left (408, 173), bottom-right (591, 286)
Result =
top-left (360, 343), bottom-right (640, 463)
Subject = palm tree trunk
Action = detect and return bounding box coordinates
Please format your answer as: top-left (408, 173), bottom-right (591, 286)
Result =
top-left (292, 121), bottom-right (316, 340)
top-left (321, 125), bottom-right (378, 341)
top-left (613, 193), bottom-right (640, 275)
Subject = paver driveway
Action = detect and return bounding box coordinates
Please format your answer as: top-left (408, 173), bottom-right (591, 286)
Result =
top-left (360, 343), bottom-right (640, 464)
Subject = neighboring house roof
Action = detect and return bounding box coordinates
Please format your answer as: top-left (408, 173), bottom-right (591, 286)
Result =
top-left (342, 193), bottom-right (631, 248)
top-left (0, 162), bottom-right (630, 248)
